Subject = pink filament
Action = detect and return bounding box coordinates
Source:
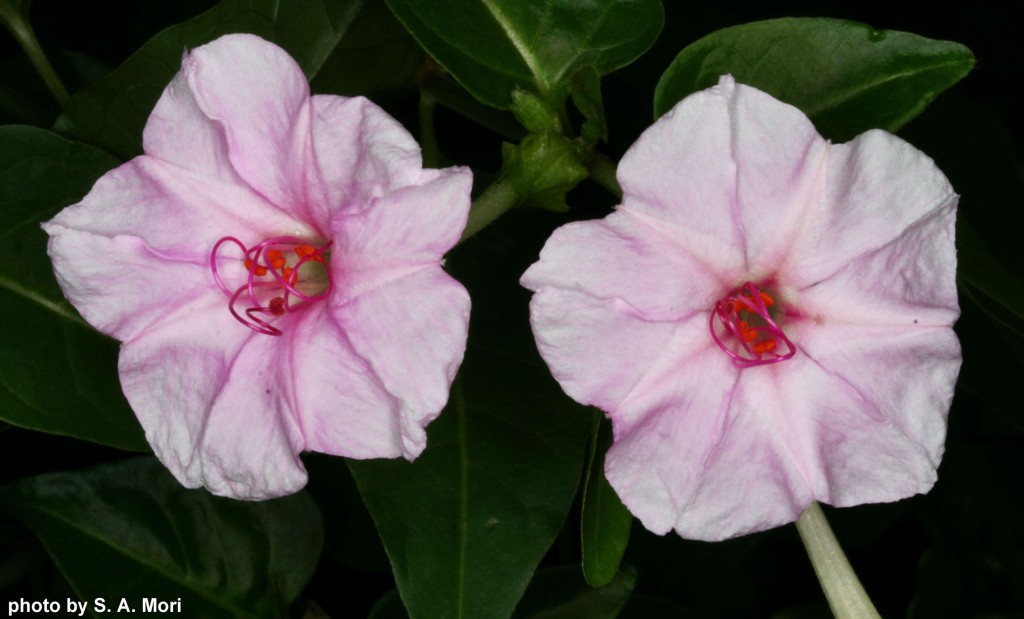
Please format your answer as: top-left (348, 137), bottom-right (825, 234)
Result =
top-left (210, 236), bottom-right (333, 336)
top-left (709, 282), bottom-right (796, 368)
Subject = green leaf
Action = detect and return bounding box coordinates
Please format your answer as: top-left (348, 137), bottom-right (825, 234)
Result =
top-left (55, 0), bottom-right (367, 160)
top-left (654, 18), bottom-right (975, 142)
top-left (385, 0), bottom-right (664, 109)
top-left (580, 414), bottom-right (631, 587)
top-left (0, 457), bottom-right (323, 618)
top-left (513, 565), bottom-right (637, 619)
top-left (349, 212), bottom-right (592, 619)
top-left (349, 352), bottom-right (590, 619)
top-left (0, 125), bottom-right (145, 451)
top-left (311, 0), bottom-right (423, 98)
top-left (570, 66), bottom-right (608, 144)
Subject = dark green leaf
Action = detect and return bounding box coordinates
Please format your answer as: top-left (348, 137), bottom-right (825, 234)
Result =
top-left (0, 125), bottom-right (145, 451)
top-left (349, 211), bottom-right (592, 619)
top-left (654, 18), bottom-right (975, 142)
top-left (0, 457), bottom-right (323, 618)
top-left (349, 351), bottom-right (590, 619)
top-left (311, 0), bottom-right (423, 98)
top-left (513, 565), bottom-right (636, 619)
top-left (385, 0), bottom-right (664, 109)
top-left (55, 0), bottom-right (367, 160)
top-left (570, 66), bottom-right (607, 144)
top-left (581, 414), bottom-right (631, 587)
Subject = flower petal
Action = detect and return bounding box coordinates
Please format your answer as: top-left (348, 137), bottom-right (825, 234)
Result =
top-left (793, 199), bottom-right (959, 327)
top-left (781, 129), bottom-right (958, 289)
top-left (331, 267), bottom-right (470, 459)
top-left (288, 305), bottom-right (404, 459)
top-left (119, 295), bottom-right (307, 499)
top-left (789, 321), bottom-right (961, 507)
top-left (604, 344), bottom-right (814, 540)
top-left (521, 210), bottom-right (725, 319)
top-left (331, 165), bottom-right (472, 274)
top-left (526, 287), bottom-right (697, 420)
top-left (175, 34), bottom-right (319, 229)
top-left (616, 75), bottom-right (829, 279)
top-left (308, 95), bottom-right (433, 231)
top-left (43, 157), bottom-right (308, 341)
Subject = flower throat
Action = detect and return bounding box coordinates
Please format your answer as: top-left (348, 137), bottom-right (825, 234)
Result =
top-left (710, 282), bottom-right (796, 368)
top-left (210, 236), bottom-right (332, 336)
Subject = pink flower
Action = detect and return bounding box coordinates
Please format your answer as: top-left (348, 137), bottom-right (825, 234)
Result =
top-left (43, 34), bottom-right (472, 499)
top-left (521, 76), bottom-right (961, 541)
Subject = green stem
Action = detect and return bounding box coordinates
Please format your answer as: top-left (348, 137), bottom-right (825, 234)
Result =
top-left (588, 152), bottom-right (622, 200)
top-left (795, 502), bottom-right (882, 619)
top-left (460, 179), bottom-right (521, 243)
top-left (0, 3), bottom-right (69, 106)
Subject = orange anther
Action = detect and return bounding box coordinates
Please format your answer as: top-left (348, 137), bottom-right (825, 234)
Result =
top-left (244, 259), bottom-right (267, 277)
top-left (759, 291), bottom-right (775, 307)
top-left (267, 249), bottom-right (286, 270)
top-left (295, 244), bottom-right (316, 258)
top-left (282, 266), bottom-right (293, 279)
top-left (752, 339), bottom-right (778, 354)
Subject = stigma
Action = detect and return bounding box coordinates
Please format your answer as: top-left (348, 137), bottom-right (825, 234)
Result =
top-left (709, 282), bottom-right (796, 368)
top-left (210, 235), bottom-right (333, 336)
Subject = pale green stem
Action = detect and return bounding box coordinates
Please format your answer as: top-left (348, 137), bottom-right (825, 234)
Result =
top-left (795, 502), bottom-right (882, 619)
top-left (460, 179), bottom-right (520, 243)
top-left (0, 3), bottom-right (69, 106)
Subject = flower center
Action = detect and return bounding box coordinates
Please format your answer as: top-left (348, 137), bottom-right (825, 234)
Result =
top-left (210, 235), bottom-right (332, 336)
top-left (709, 282), bottom-right (796, 368)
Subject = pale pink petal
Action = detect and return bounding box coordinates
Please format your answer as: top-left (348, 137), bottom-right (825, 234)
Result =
top-left (604, 346), bottom-right (814, 540)
top-left (788, 321), bottom-right (961, 507)
top-left (526, 288), bottom-right (696, 420)
top-left (616, 76), bottom-right (828, 278)
top-left (521, 210), bottom-right (725, 320)
top-left (287, 304), bottom-right (404, 459)
top-left (180, 34), bottom-right (319, 228)
top-left (43, 157), bottom-right (309, 341)
top-left (331, 166), bottom-right (472, 274)
top-left (308, 95), bottom-right (431, 231)
top-left (792, 196), bottom-right (959, 327)
top-left (118, 295), bottom-right (307, 499)
top-left (45, 33), bottom-right (473, 500)
top-left (142, 56), bottom-right (242, 185)
top-left (781, 129), bottom-right (958, 288)
top-left (524, 75), bottom-right (961, 541)
top-left (331, 267), bottom-right (470, 459)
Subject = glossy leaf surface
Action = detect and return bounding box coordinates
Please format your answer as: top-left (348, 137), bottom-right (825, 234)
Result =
top-left (580, 415), bottom-right (631, 587)
top-left (56, 0), bottom-right (367, 159)
top-left (0, 125), bottom-right (144, 451)
top-left (0, 457), bottom-right (323, 617)
top-left (385, 0), bottom-right (664, 109)
top-left (654, 18), bottom-right (975, 141)
top-left (349, 214), bottom-right (592, 619)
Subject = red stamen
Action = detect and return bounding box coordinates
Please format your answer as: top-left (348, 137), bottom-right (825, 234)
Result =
top-left (709, 282), bottom-right (796, 368)
top-left (210, 235), bottom-right (332, 336)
